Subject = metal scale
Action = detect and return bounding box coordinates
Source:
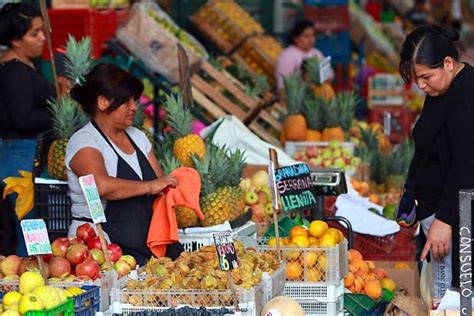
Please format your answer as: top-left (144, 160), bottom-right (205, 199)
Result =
top-left (309, 167), bottom-right (353, 247)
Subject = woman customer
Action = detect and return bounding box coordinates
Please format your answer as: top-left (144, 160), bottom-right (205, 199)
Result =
top-left (275, 20), bottom-right (333, 100)
top-left (66, 63), bottom-right (181, 265)
top-left (0, 3), bottom-right (54, 256)
top-left (399, 24), bottom-right (474, 307)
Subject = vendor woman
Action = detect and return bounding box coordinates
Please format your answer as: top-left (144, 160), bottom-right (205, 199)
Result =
top-left (66, 63), bottom-right (181, 265)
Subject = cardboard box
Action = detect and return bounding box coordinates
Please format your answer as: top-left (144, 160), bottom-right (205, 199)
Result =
top-left (375, 261), bottom-right (420, 297)
top-left (242, 164), bottom-right (268, 179)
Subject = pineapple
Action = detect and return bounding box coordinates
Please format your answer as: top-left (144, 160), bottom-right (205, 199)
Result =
top-left (226, 149), bottom-right (246, 221)
top-left (303, 57), bottom-right (335, 101)
top-left (164, 94), bottom-right (206, 167)
top-left (282, 74), bottom-right (308, 141)
top-left (47, 36), bottom-right (93, 180)
top-left (302, 96), bottom-right (325, 141)
top-left (322, 91), bottom-right (359, 142)
top-left (133, 101), bottom-right (154, 144)
top-left (192, 143), bottom-right (231, 227)
top-left (158, 143), bottom-right (198, 229)
top-left (47, 97), bottom-right (87, 180)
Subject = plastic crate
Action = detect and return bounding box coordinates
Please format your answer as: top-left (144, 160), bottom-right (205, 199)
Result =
top-left (285, 141), bottom-right (355, 157)
top-left (24, 298), bottom-right (74, 316)
top-left (72, 285), bottom-right (100, 315)
top-left (303, 4), bottom-right (350, 33)
top-left (344, 288), bottom-right (393, 315)
top-left (116, 304), bottom-right (256, 316)
top-left (179, 220), bottom-right (256, 252)
top-left (295, 294), bottom-right (344, 316)
top-left (283, 279), bottom-right (344, 302)
top-left (51, 0), bottom-right (89, 9)
top-left (315, 31), bottom-right (351, 64)
top-left (367, 106), bottom-right (415, 144)
top-left (261, 263), bottom-right (286, 302)
top-left (42, 9), bottom-right (126, 60)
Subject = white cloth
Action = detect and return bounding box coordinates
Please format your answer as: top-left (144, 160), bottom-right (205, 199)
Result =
top-left (200, 115), bottom-right (297, 166)
top-left (65, 122), bottom-right (152, 221)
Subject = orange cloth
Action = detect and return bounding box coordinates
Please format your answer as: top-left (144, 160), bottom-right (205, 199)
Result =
top-left (147, 167), bottom-right (203, 257)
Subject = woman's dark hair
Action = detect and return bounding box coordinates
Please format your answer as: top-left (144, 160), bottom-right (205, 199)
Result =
top-left (399, 25), bottom-right (460, 83)
top-left (70, 63), bottom-right (144, 116)
top-left (0, 3), bottom-right (41, 47)
top-left (287, 20), bottom-right (315, 46)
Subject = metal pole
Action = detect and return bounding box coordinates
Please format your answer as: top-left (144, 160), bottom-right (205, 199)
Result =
top-left (459, 190), bottom-right (473, 315)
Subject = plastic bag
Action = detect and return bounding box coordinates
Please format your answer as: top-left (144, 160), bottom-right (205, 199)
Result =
top-left (3, 170), bottom-right (34, 220)
top-left (420, 259), bottom-right (433, 309)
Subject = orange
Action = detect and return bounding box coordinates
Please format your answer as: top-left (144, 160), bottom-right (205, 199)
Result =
top-left (307, 267), bottom-right (322, 282)
top-left (286, 262), bottom-right (303, 281)
top-left (352, 259), bottom-right (369, 273)
top-left (366, 260), bottom-right (376, 270)
top-left (373, 267), bottom-right (388, 279)
top-left (319, 233), bottom-right (337, 247)
top-left (284, 244), bottom-right (301, 261)
top-left (302, 251), bottom-right (318, 267)
top-left (290, 226), bottom-right (309, 239)
top-left (267, 237), bottom-right (277, 246)
top-left (326, 228), bottom-right (343, 243)
top-left (317, 254), bottom-right (327, 273)
top-left (348, 249), bottom-right (363, 262)
top-left (308, 237), bottom-right (318, 244)
top-left (291, 235), bottom-right (310, 247)
top-left (365, 280), bottom-right (382, 300)
top-left (309, 220), bottom-right (328, 238)
top-left (344, 271), bottom-right (355, 288)
top-left (381, 278), bottom-right (396, 292)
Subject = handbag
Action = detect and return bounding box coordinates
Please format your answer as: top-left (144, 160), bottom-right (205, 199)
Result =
top-left (396, 180), bottom-right (418, 227)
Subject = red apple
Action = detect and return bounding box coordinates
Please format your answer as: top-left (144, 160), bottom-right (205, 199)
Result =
top-left (89, 249), bottom-right (105, 265)
top-left (66, 244), bottom-right (89, 266)
top-left (49, 257), bottom-right (71, 278)
top-left (75, 275), bottom-right (93, 282)
top-left (42, 254), bottom-right (52, 263)
top-left (107, 244), bottom-right (123, 263)
top-left (119, 255), bottom-right (137, 270)
top-left (68, 237), bottom-right (85, 245)
top-left (76, 223), bottom-right (96, 242)
top-left (87, 236), bottom-right (105, 250)
top-left (76, 259), bottom-right (100, 280)
top-left (51, 238), bottom-right (71, 258)
top-left (19, 257), bottom-right (35, 274)
top-left (114, 260), bottom-right (131, 278)
top-left (251, 204), bottom-right (265, 223)
top-left (256, 191), bottom-right (268, 205)
top-left (1, 255), bottom-right (22, 276)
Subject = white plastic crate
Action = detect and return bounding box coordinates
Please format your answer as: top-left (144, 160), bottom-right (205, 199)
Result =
top-left (114, 303), bottom-right (257, 316)
top-left (179, 221), bottom-right (256, 252)
top-left (261, 263), bottom-right (286, 302)
top-left (284, 279), bottom-right (344, 302)
top-left (285, 141), bottom-right (355, 157)
top-left (296, 294), bottom-right (345, 316)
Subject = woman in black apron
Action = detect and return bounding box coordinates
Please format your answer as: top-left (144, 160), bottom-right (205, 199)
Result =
top-left (67, 63), bottom-right (183, 266)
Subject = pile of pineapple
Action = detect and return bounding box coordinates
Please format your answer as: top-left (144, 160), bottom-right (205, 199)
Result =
top-left (159, 94), bottom-right (247, 229)
top-left (121, 240), bottom-right (280, 307)
top-left (280, 70), bottom-right (359, 145)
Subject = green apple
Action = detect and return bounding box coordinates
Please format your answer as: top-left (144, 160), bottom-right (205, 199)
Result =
top-left (244, 191), bottom-right (259, 205)
top-left (321, 148), bottom-right (332, 159)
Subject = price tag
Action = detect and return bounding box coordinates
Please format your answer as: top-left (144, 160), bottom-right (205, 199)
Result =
top-left (319, 56), bottom-right (332, 84)
top-left (268, 161), bottom-right (279, 210)
top-left (21, 219), bottom-right (52, 256)
top-left (213, 231), bottom-right (238, 271)
top-left (79, 174), bottom-right (107, 224)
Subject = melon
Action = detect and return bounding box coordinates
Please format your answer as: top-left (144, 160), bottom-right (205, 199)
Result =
top-left (261, 296), bottom-right (305, 316)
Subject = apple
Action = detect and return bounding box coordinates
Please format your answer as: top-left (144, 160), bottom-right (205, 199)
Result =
top-left (42, 254), bottom-right (52, 263)
top-left (333, 157), bottom-right (346, 168)
top-left (342, 148), bottom-right (352, 159)
top-left (76, 223), bottom-right (97, 242)
top-left (101, 262), bottom-right (114, 271)
top-left (321, 148), bottom-right (332, 159)
top-left (75, 275), bottom-right (93, 282)
top-left (19, 257), bottom-right (35, 274)
top-left (68, 237), bottom-right (85, 245)
top-left (107, 244), bottom-right (123, 263)
top-left (331, 149), bottom-right (342, 159)
top-left (322, 159), bottom-right (333, 168)
top-left (119, 255), bottom-right (137, 270)
top-left (51, 238), bottom-right (71, 258)
top-left (87, 236), bottom-right (105, 250)
top-left (256, 191), bottom-right (268, 205)
top-left (239, 178), bottom-right (252, 192)
top-left (306, 147), bottom-right (318, 158)
top-left (264, 203), bottom-right (273, 216)
top-left (66, 244), bottom-right (89, 266)
top-left (76, 259), bottom-right (100, 280)
top-left (3, 274), bottom-right (20, 280)
top-left (49, 257), bottom-right (71, 278)
top-left (328, 140), bottom-right (341, 149)
top-left (114, 260), bottom-right (131, 278)
top-left (89, 248), bottom-right (105, 265)
top-left (309, 157), bottom-right (322, 167)
top-left (1, 255), bottom-right (22, 276)
top-left (350, 157), bottom-right (362, 166)
top-left (251, 170), bottom-right (269, 188)
top-left (251, 204), bottom-right (265, 222)
top-left (244, 191), bottom-right (258, 205)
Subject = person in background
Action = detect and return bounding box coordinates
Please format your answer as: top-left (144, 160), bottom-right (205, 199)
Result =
top-left (404, 0), bottom-right (430, 31)
top-left (399, 25), bottom-right (474, 308)
top-left (0, 2), bottom-right (54, 256)
top-left (66, 63), bottom-right (182, 265)
top-left (275, 20), bottom-right (333, 101)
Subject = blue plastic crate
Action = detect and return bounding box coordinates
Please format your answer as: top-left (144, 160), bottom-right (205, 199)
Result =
top-left (74, 285), bottom-right (100, 315)
top-left (316, 31), bottom-right (351, 64)
top-left (303, 0), bottom-right (348, 5)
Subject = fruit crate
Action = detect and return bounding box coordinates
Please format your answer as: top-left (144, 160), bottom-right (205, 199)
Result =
top-left (344, 288), bottom-right (394, 315)
top-left (24, 298), bottom-right (74, 316)
top-left (303, 4), bottom-right (350, 33)
top-left (295, 294), bottom-right (345, 316)
top-left (367, 106), bottom-right (415, 144)
top-left (285, 141), bottom-right (355, 157)
top-left (114, 305), bottom-right (246, 315)
top-left (190, 0), bottom-right (264, 53)
top-left (42, 8), bottom-right (128, 60)
top-left (110, 275), bottom-right (266, 316)
top-left (261, 263), bottom-right (286, 302)
top-left (231, 35), bottom-right (283, 87)
top-left (179, 220), bottom-right (256, 252)
top-left (51, 0), bottom-right (89, 9)
top-left (238, 237), bottom-right (348, 285)
top-left (283, 279), bottom-right (344, 302)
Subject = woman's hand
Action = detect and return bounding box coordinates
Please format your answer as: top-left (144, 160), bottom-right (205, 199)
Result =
top-left (147, 175), bottom-right (178, 195)
top-left (421, 218), bottom-right (452, 261)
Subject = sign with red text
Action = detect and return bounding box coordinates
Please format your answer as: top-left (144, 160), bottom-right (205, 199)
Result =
top-left (21, 219), bottom-right (52, 256)
top-left (79, 174), bottom-right (106, 224)
top-left (274, 163), bottom-right (317, 213)
top-left (213, 231), bottom-right (238, 271)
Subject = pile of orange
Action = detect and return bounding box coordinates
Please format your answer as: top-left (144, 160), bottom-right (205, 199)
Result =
top-left (344, 249), bottom-right (397, 300)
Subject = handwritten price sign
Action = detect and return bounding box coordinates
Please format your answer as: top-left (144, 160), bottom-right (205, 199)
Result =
top-left (79, 174), bottom-right (106, 224)
top-left (213, 231), bottom-right (238, 271)
top-left (21, 219), bottom-right (52, 256)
